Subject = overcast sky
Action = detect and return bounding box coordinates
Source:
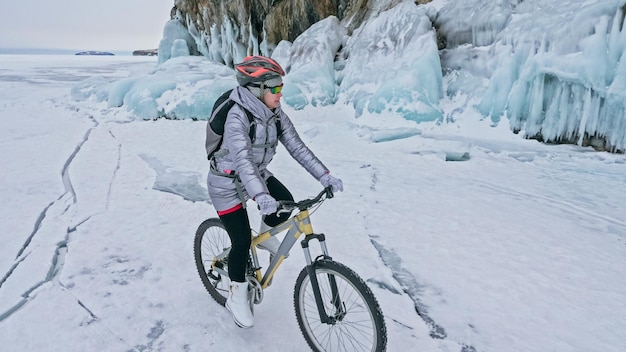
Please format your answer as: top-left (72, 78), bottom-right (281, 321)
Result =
top-left (0, 0), bottom-right (174, 51)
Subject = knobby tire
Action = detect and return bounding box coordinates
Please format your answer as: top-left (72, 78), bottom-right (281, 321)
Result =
top-left (294, 259), bottom-right (387, 352)
top-left (194, 218), bottom-right (231, 306)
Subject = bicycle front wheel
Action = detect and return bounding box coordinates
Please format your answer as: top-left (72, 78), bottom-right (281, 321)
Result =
top-left (194, 218), bottom-right (231, 306)
top-left (294, 259), bottom-right (387, 352)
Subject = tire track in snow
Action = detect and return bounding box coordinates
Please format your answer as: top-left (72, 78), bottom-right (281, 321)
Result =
top-left (470, 178), bottom-right (626, 234)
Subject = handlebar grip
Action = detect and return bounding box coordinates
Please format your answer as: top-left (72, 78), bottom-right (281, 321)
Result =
top-left (325, 186), bottom-right (335, 199)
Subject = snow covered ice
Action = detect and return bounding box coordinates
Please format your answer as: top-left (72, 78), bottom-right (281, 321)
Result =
top-left (1, 0), bottom-right (626, 351)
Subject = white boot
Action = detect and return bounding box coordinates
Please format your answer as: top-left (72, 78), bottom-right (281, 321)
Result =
top-left (225, 281), bottom-right (254, 328)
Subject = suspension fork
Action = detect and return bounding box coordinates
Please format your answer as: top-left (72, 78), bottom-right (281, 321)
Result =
top-left (301, 233), bottom-right (343, 324)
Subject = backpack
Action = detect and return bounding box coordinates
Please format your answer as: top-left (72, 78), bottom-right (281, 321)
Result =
top-left (205, 88), bottom-right (282, 160)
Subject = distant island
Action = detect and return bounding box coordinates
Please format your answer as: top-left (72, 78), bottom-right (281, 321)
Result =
top-left (132, 49), bottom-right (158, 56)
top-left (75, 51), bottom-right (115, 56)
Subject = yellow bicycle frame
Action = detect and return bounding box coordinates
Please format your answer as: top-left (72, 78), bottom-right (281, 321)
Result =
top-left (250, 208), bottom-right (318, 289)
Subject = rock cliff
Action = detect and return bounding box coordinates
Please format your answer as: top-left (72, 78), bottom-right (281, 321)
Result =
top-left (169, 0), bottom-right (429, 65)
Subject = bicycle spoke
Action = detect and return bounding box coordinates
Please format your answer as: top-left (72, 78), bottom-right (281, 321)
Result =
top-left (196, 190), bottom-right (386, 351)
top-left (194, 218), bottom-right (232, 306)
top-left (294, 260), bottom-right (386, 352)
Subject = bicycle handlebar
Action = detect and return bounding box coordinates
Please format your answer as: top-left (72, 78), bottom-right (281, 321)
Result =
top-left (278, 186), bottom-right (334, 213)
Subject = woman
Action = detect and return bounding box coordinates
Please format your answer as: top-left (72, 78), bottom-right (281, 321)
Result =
top-left (206, 56), bottom-right (343, 328)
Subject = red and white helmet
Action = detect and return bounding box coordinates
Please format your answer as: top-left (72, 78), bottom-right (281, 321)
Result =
top-left (235, 56), bottom-right (285, 86)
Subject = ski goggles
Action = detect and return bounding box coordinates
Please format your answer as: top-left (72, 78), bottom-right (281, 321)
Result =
top-left (267, 84), bottom-right (283, 94)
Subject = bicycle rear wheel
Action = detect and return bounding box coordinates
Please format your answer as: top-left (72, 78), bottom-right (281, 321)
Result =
top-left (294, 259), bottom-right (387, 352)
top-left (194, 218), bottom-right (231, 306)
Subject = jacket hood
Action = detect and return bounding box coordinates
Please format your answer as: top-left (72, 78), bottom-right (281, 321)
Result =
top-left (230, 86), bottom-right (280, 122)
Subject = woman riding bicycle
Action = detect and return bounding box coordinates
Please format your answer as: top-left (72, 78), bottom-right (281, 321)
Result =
top-left (205, 55), bottom-right (343, 328)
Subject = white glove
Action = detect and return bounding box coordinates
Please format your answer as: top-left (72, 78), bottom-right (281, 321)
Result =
top-left (255, 193), bottom-right (278, 215)
top-left (319, 173), bottom-right (344, 192)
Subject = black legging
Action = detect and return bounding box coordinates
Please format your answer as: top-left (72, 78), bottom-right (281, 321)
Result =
top-left (218, 176), bottom-right (294, 282)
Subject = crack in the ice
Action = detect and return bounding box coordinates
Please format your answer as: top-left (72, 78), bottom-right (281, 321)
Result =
top-left (0, 256), bottom-right (27, 290)
top-left (370, 238), bottom-right (447, 339)
top-left (0, 299), bottom-right (28, 322)
top-left (14, 200), bottom-right (55, 260)
top-left (106, 129), bottom-right (122, 209)
top-left (47, 240), bottom-right (68, 284)
top-left (13, 113), bottom-right (97, 262)
top-left (77, 299), bottom-right (99, 323)
top-left (1, 114), bottom-right (99, 323)
top-left (61, 128), bottom-right (95, 203)
top-left (76, 298), bottom-right (137, 350)
top-left (370, 237), bottom-right (478, 351)
top-left (1, 234), bottom-right (71, 322)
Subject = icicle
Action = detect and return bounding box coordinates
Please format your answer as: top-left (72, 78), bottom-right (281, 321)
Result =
top-left (543, 82), bottom-right (562, 141)
top-left (607, 6), bottom-right (624, 70)
top-left (525, 74), bottom-right (547, 138)
top-left (556, 83), bottom-right (572, 141)
top-left (247, 19), bottom-right (259, 56)
top-left (577, 88), bottom-right (593, 146)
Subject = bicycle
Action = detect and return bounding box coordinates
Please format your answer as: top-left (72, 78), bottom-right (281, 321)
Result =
top-left (194, 187), bottom-right (387, 352)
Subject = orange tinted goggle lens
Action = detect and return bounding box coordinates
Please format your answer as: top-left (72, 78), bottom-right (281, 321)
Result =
top-left (269, 84), bottom-right (283, 94)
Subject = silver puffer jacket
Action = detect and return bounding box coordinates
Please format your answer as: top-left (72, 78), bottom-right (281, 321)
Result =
top-left (206, 86), bottom-right (329, 211)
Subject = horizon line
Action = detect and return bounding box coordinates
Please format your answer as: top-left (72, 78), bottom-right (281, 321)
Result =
top-left (0, 47), bottom-right (157, 55)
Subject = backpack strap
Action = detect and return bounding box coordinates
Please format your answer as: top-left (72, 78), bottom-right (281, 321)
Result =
top-left (243, 108), bottom-right (255, 140)
top-left (250, 113), bottom-right (282, 151)
top-left (245, 111), bottom-right (284, 152)
top-left (213, 105), bottom-right (283, 156)
top-left (275, 114), bottom-right (283, 138)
